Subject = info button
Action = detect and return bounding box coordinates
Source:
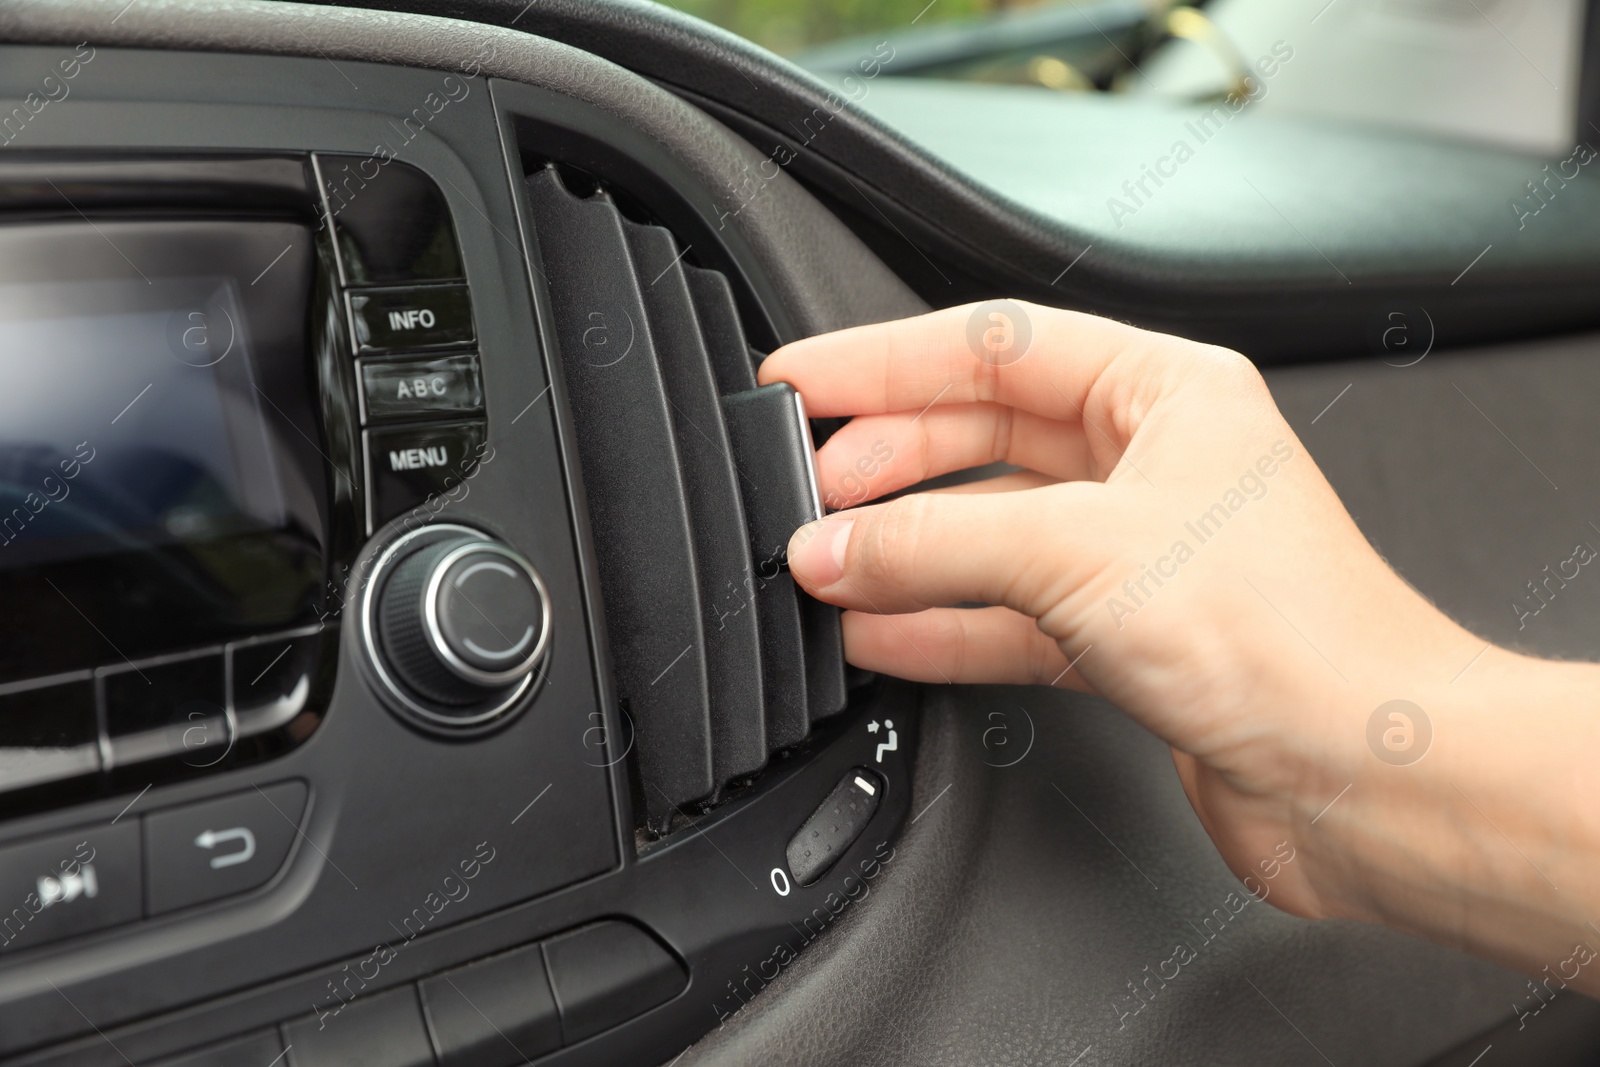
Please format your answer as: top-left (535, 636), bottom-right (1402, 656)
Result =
top-left (348, 284), bottom-right (474, 353)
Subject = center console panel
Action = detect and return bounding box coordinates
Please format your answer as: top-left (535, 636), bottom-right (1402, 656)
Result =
top-left (0, 43), bottom-right (914, 1067)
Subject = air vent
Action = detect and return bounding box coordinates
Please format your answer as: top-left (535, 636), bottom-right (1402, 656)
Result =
top-left (525, 165), bottom-right (848, 835)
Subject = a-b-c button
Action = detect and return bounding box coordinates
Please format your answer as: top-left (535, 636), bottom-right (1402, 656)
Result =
top-left (361, 355), bottom-right (483, 422)
top-left (142, 781), bottom-right (307, 915)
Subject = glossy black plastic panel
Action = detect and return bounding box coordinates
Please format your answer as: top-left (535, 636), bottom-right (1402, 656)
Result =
top-left (0, 678), bottom-right (98, 803)
top-left (719, 384), bottom-right (822, 569)
top-left (0, 221), bottom-right (327, 683)
top-left (0, 154), bottom-right (313, 215)
top-left (317, 155), bottom-right (466, 286)
top-left (364, 420), bottom-right (488, 532)
top-left (232, 632), bottom-right (321, 736)
top-left (360, 354), bottom-right (485, 422)
top-left (103, 653), bottom-right (226, 772)
top-left (347, 283), bottom-right (475, 352)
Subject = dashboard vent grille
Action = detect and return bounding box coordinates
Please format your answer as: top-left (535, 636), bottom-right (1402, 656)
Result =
top-left (526, 165), bottom-right (847, 835)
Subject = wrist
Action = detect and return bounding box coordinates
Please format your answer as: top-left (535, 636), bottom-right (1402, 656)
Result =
top-left (1299, 644), bottom-right (1600, 980)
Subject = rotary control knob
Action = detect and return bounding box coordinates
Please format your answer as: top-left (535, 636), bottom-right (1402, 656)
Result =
top-left (362, 525), bottom-right (550, 728)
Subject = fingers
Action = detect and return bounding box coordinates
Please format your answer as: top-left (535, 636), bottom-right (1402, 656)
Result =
top-left (759, 301), bottom-right (1164, 424)
top-left (788, 483), bottom-right (1110, 617)
top-left (815, 403), bottom-right (1096, 507)
top-left (842, 606), bottom-right (1092, 689)
top-left (927, 469), bottom-right (1058, 495)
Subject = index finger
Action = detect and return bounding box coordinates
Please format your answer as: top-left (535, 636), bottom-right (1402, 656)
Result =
top-left (757, 301), bottom-right (1161, 421)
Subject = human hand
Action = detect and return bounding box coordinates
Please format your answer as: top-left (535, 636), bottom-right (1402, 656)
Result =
top-left (762, 301), bottom-right (1600, 982)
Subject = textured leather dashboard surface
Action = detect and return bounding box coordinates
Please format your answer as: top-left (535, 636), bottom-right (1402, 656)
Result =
top-left (324, 0), bottom-right (1600, 286)
top-left (316, 0), bottom-right (1600, 360)
top-left (682, 687), bottom-right (1525, 1067)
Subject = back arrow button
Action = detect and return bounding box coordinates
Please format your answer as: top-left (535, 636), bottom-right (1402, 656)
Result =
top-left (194, 826), bottom-right (256, 869)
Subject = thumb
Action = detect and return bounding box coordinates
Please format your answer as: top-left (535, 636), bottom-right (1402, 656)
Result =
top-left (786, 484), bottom-right (1109, 619)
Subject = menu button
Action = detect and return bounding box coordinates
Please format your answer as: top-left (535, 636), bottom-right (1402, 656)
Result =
top-left (391, 445), bottom-right (449, 471)
top-left (365, 420), bottom-right (488, 532)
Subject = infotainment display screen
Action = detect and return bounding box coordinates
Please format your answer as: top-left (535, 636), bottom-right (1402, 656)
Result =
top-left (0, 275), bottom-right (286, 568)
top-left (0, 221), bottom-right (329, 684)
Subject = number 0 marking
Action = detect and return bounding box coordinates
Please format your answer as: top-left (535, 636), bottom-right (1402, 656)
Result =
top-left (770, 867), bottom-right (791, 896)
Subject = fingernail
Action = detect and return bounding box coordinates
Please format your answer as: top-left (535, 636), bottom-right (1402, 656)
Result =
top-left (789, 517), bottom-right (854, 587)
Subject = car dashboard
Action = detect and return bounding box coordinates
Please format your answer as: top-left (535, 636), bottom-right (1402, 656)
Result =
top-left (0, 2), bottom-right (1598, 1066)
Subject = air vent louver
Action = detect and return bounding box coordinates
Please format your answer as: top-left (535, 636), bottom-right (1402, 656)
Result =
top-left (526, 166), bottom-right (848, 835)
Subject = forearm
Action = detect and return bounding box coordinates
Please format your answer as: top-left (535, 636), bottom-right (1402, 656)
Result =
top-left (1297, 648), bottom-right (1600, 994)
top-left (766, 300), bottom-right (1600, 998)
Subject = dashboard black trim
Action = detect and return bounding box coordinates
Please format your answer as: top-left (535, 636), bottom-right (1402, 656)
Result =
top-left (0, 16), bottom-right (922, 1062)
top-left (0, 43), bottom-right (622, 1060)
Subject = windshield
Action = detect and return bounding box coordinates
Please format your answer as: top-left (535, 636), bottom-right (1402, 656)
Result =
top-left (660, 0), bottom-right (1599, 284)
top-left (663, 0), bottom-right (1586, 155)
